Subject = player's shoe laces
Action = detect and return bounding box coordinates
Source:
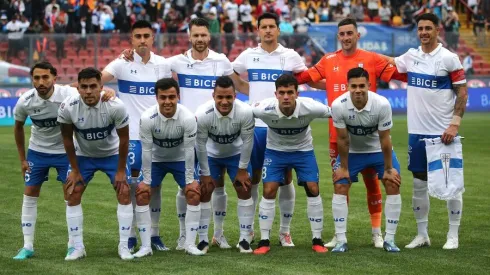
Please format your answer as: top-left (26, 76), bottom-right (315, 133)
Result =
top-left (383, 241), bottom-right (401, 252)
top-left (118, 245), bottom-right (134, 260)
top-left (443, 238), bottom-right (459, 250)
top-left (13, 248), bottom-right (34, 260)
top-left (324, 235), bottom-right (337, 248)
top-left (405, 235), bottom-right (431, 249)
top-left (128, 237), bottom-right (137, 253)
top-left (133, 246), bottom-right (153, 258)
top-left (197, 241), bottom-right (210, 253)
top-left (253, 239), bottom-right (271, 255)
top-left (65, 247), bottom-right (86, 261)
top-left (151, 236), bottom-right (170, 251)
top-left (212, 235), bottom-right (232, 249)
top-left (186, 244), bottom-right (205, 256)
top-left (238, 239), bottom-right (253, 253)
top-left (312, 238), bottom-right (328, 253)
top-left (331, 242), bottom-right (348, 253)
top-left (372, 233), bottom-right (384, 248)
top-left (176, 235), bottom-right (186, 250)
top-left (279, 233), bottom-right (295, 247)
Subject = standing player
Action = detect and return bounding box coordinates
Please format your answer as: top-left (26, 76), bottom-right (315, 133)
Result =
top-left (12, 62), bottom-right (76, 260)
top-left (252, 74), bottom-right (330, 255)
top-left (100, 20), bottom-right (172, 252)
top-left (330, 68), bottom-right (402, 253)
top-left (58, 68), bottom-right (133, 260)
top-left (195, 76), bottom-right (255, 253)
top-left (391, 13), bottom-right (467, 250)
top-left (139, 78), bottom-right (201, 255)
top-left (232, 12), bottom-right (314, 246)
top-left (295, 18), bottom-right (407, 248)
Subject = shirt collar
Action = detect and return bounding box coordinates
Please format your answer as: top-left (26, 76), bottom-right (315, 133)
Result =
top-left (346, 91), bottom-right (373, 112)
top-left (276, 99), bottom-right (300, 119)
top-left (213, 102), bottom-right (235, 119)
top-left (185, 48), bottom-right (218, 64)
top-left (418, 43), bottom-right (443, 56)
top-left (159, 104), bottom-right (180, 121)
top-left (257, 43), bottom-right (286, 55)
top-left (133, 51), bottom-right (156, 64)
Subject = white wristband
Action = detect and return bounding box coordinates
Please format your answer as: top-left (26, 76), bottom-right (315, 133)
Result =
top-left (450, 115), bottom-right (461, 126)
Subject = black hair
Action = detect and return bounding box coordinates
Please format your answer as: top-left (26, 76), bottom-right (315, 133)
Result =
top-left (189, 17), bottom-right (209, 31)
top-left (257, 12), bottom-right (279, 28)
top-left (275, 74), bottom-right (298, 91)
top-left (78, 67), bottom-right (102, 82)
top-left (155, 78), bottom-right (180, 96)
top-left (131, 20), bottom-right (153, 32)
top-left (215, 76), bottom-right (235, 91)
top-left (30, 61), bottom-right (57, 76)
top-left (338, 18), bottom-right (357, 29)
top-left (416, 13), bottom-right (439, 26)
top-left (347, 67), bottom-right (369, 82)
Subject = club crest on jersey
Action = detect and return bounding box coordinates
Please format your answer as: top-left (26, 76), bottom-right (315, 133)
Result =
top-left (101, 113), bottom-right (107, 125)
top-left (176, 126), bottom-right (183, 136)
top-left (232, 122), bottom-right (240, 129)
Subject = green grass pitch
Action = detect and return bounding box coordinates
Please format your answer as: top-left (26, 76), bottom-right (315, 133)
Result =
top-left (0, 114), bottom-right (489, 275)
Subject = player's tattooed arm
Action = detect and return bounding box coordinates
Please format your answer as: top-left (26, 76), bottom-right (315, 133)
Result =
top-left (453, 83), bottom-right (468, 118)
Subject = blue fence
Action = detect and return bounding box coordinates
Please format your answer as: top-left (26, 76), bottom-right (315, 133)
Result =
top-left (2, 88), bottom-right (489, 126)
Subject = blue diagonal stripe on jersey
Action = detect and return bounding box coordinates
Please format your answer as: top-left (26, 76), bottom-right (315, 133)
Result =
top-left (428, 158), bottom-right (463, 171)
top-left (177, 74), bottom-right (217, 89)
top-left (247, 69), bottom-right (293, 82)
top-left (407, 72), bottom-right (452, 90)
top-left (117, 79), bottom-right (156, 95)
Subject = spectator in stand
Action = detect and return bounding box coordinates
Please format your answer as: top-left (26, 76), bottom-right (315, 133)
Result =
top-left (136, 8), bottom-right (150, 21)
top-left (240, 0), bottom-right (253, 34)
top-left (292, 10), bottom-right (310, 48)
top-left (351, 0), bottom-right (364, 22)
top-left (19, 14), bottom-right (29, 52)
top-left (392, 12), bottom-right (403, 26)
top-left (462, 52), bottom-right (474, 76)
top-left (45, 0), bottom-right (60, 16)
top-left (329, 0), bottom-right (339, 18)
top-left (165, 6), bottom-right (182, 45)
top-left (305, 1), bottom-right (317, 23)
top-left (367, 0), bottom-right (379, 21)
top-left (333, 3), bottom-right (346, 22)
top-left (133, 0), bottom-right (147, 14)
top-left (23, 0), bottom-right (32, 21)
top-left (379, 2), bottom-right (391, 26)
top-left (207, 9), bottom-right (220, 50)
top-left (6, 14), bottom-right (23, 60)
top-left (342, 0), bottom-right (352, 16)
top-left (54, 12), bottom-right (67, 62)
top-left (279, 14), bottom-right (294, 45)
top-left (45, 5), bottom-right (59, 32)
top-left (191, 5), bottom-right (205, 19)
top-left (473, 8), bottom-right (486, 47)
top-left (161, 0), bottom-right (173, 17)
top-left (444, 6), bottom-right (460, 51)
top-left (1, 14), bottom-right (8, 33)
top-left (174, 0), bottom-right (187, 18)
top-left (11, 0), bottom-right (25, 16)
top-left (400, 1), bottom-right (415, 25)
top-left (318, 1), bottom-right (329, 23)
top-left (76, 16), bottom-right (89, 55)
top-left (112, 0), bottom-right (129, 33)
top-left (222, 15), bottom-right (234, 55)
top-left (290, 2), bottom-right (301, 21)
top-left (224, 0), bottom-right (239, 34)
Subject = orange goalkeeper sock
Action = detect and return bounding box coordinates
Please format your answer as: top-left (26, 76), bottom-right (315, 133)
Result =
top-left (361, 169), bottom-right (382, 231)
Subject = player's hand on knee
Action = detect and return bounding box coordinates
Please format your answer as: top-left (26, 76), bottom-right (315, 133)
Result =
top-left (382, 168), bottom-right (401, 187)
top-left (66, 170), bottom-right (85, 195)
top-left (136, 182), bottom-right (151, 197)
top-left (442, 125), bottom-right (458, 145)
top-left (333, 167), bottom-right (350, 183)
top-left (120, 48), bottom-right (134, 61)
top-left (114, 171), bottom-right (129, 196)
top-left (185, 180), bottom-right (201, 197)
top-left (234, 168), bottom-right (251, 191)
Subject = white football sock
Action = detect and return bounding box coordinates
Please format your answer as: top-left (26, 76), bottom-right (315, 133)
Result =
top-left (258, 197), bottom-right (275, 240)
top-left (385, 194), bottom-right (402, 242)
top-left (447, 193), bottom-right (463, 239)
top-left (117, 203), bottom-right (134, 247)
top-left (150, 185), bottom-right (162, 237)
top-left (185, 204), bottom-right (201, 247)
top-left (212, 187), bottom-right (227, 238)
top-left (278, 182), bottom-right (295, 234)
top-left (64, 200), bottom-right (74, 248)
top-left (176, 189), bottom-right (187, 236)
top-left (135, 205), bottom-right (151, 248)
top-left (198, 202), bottom-right (211, 243)
top-left (237, 198), bottom-right (254, 242)
top-left (412, 178), bottom-right (430, 238)
top-left (129, 177), bottom-right (138, 239)
top-left (307, 196), bottom-right (323, 239)
top-left (332, 194), bottom-right (348, 243)
top-left (251, 184), bottom-right (259, 232)
top-left (21, 195), bottom-right (38, 250)
top-left (66, 204), bottom-right (84, 249)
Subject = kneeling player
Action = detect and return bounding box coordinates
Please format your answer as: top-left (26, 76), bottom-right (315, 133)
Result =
top-left (330, 68), bottom-right (402, 253)
top-left (139, 78), bottom-right (203, 256)
top-left (58, 68), bottom-right (133, 260)
top-left (195, 76), bottom-right (255, 253)
top-left (252, 74), bottom-right (331, 255)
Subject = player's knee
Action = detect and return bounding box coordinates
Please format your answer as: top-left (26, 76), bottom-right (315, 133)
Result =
top-left (334, 183), bottom-right (350, 195)
top-left (304, 183), bottom-right (319, 197)
top-left (136, 192), bottom-right (150, 206)
top-left (234, 183), bottom-right (252, 200)
top-left (117, 192), bottom-right (131, 205)
top-left (412, 172), bottom-right (427, 181)
top-left (24, 185), bottom-right (41, 197)
top-left (383, 180), bottom-right (400, 195)
top-left (263, 183), bottom-right (278, 199)
top-left (67, 186), bottom-right (84, 206)
top-left (185, 190), bottom-right (200, 206)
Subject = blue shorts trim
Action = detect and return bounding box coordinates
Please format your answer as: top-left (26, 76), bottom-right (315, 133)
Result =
top-left (67, 155), bottom-right (130, 184)
top-left (334, 151), bottom-right (401, 184)
top-left (408, 134), bottom-right (440, 173)
top-left (25, 149), bottom-right (68, 186)
top-left (151, 161), bottom-right (186, 188)
top-left (251, 127), bottom-right (267, 171)
top-left (262, 149), bottom-right (319, 185)
top-left (208, 154), bottom-right (252, 182)
top-left (129, 140), bottom-right (142, 172)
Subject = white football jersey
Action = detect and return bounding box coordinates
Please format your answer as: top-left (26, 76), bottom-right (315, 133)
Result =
top-left (57, 96), bottom-right (129, 158)
top-left (331, 91), bottom-right (393, 153)
top-left (14, 84), bottom-right (78, 154)
top-left (233, 44), bottom-right (307, 127)
top-left (395, 43), bottom-right (466, 135)
top-left (168, 49), bottom-right (234, 113)
top-left (252, 97), bottom-right (331, 152)
top-left (139, 104), bottom-right (197, 185)
top-left (104, 51), bottom-right (172, 140)
top-left (195, 99), bottom-right (255, 176)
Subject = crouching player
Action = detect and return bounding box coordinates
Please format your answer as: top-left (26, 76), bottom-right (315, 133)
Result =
top-left (330, 68), bottom-right (402, 253)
